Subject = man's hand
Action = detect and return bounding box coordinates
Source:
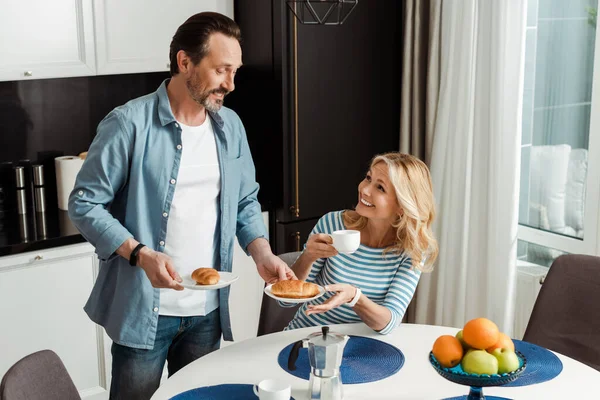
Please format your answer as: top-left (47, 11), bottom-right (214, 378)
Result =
top-left (137, 247), bottom-right (184, 290)
top-left (256, 253), bottom-right (297, 284)
top-left (248, 238), bottom-right (297, 284)
top-left (305, 283), bottom-right (357, 315)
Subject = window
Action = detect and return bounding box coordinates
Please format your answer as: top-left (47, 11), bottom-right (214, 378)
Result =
top-left (518, 0), bottom-right (600, 266)
top-left (518, 240), bottom-right (567, 268)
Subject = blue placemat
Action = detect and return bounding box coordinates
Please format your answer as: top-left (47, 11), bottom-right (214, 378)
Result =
top-left (445, 396), bottom-right (512, 400)
top-left (169, 384), bottom-right (295, 400)
top-left (278, 335), bottom-right (404, 384)
top-left (501, 339), bottom-right (563, 387)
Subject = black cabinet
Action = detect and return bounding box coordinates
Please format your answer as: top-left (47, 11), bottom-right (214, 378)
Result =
top-left (228, 0), bottom-right (402, 253)
top-left (272, 217), bottom-right (318, 255)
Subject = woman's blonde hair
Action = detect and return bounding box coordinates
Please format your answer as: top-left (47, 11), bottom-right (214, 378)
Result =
top-left (344, 152), bottom-right (438, 272)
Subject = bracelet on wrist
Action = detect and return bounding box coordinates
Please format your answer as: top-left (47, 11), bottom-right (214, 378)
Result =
top-left (129, 243), bottom-right (146, 266)
top-left (348, 286), bottom-right (362, 307)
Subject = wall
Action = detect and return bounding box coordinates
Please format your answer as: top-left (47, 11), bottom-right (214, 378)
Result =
top-left (0, 73), bottom-right (168, 164)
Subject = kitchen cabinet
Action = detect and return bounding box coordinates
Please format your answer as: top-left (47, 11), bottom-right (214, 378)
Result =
top-left (93, 0), bottom-right (233, 75)
top-left (0, 0), bottom-right (96, 81)
top-left (0, 211), bottom-right (268, 396)
top-left (0, 242), bottom-right (111, 400)
top-left (273, 217), bottom-right (318, 255)
top-left (0, 0), bottom-right (234, 82)
top-left (229, 0), bottom-right (402, 253)
top-left (224, 211), bottom-right (269, 345)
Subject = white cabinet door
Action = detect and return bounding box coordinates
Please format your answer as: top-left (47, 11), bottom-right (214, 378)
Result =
top-left (93, 0), bottom-right (234, 75)
top-left (224, 211), bottom-right (269, 346)
top-left (0, 0), bottom-right (96, 81)
top-left (0, 243), bottom-right (110, 400)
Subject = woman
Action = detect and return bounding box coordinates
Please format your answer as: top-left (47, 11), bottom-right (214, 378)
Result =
top-left (284, 152), bottom-right (438, 334)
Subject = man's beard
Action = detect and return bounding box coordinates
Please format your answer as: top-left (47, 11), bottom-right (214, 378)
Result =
top-left (186, 76), bottom-right (228, 112)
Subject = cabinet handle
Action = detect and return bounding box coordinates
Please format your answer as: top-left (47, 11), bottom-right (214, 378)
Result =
top-left (292, 232), bottom-right (301, 252)
top-left (24, 71), bottom-right (33, 77)
top-left (290, 16), bottom-right (300, 219)
top-left (33, 255), bottom-right (43, 261)
top-left (539, 275), bottom-right (545, 285)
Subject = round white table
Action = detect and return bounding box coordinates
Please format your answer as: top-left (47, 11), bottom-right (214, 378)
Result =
top-left (151, 323), bottom-right (600, 399)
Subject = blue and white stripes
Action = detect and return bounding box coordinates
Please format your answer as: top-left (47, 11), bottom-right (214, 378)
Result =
top-left (284, 211), bottom-right (420, 334)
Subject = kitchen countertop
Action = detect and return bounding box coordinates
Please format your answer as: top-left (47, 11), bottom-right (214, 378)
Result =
top-left (0, 209), bottom-right (86, 257)
top-left (0, 205), bottom-right (271, 257)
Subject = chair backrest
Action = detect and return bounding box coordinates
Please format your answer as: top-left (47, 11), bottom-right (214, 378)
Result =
top-left (523, 254), bottom-right (600, 371)
top-left (257, 251), bottom-right (302, 336)
top-left (0, 350), bottom-right (80, 400)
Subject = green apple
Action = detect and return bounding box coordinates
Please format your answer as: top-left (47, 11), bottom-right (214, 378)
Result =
top-left (491, 348), bottom-right (520, 374)
top-left (461, 349), bottom-right (498, 375)
top-left (455, 330), bottom-right (471, 351)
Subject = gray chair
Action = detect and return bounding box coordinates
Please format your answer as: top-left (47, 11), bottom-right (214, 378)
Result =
top-left (0, 350), bottom-right (80, 400)
top-left (257, 251), bottom-right (303, 336)
top-left (523, 254), bottom-right (600, 371)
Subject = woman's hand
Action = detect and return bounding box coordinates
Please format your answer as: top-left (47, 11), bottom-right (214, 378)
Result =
top-left (305, 283), bottom-right (358, 315)
top-left (304, 233), bottom-right (338, 261)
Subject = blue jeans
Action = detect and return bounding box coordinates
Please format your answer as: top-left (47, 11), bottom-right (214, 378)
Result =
top-left (109, 309), bottom-right (221, 400)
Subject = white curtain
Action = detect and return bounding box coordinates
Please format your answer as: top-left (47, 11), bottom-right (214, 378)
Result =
top-left (414, 0), bottom-right (526, 335)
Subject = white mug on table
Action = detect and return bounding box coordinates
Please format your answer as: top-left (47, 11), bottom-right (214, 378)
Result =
top-left (253, 379), bottom-right (291, 400)
top-left (330, 230), bottom-right (360, 253)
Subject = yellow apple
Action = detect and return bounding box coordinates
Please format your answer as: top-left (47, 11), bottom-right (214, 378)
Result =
top-left (456, 330), bottom-right (471, 351)
top-left (461, 349), bottom-right (498, 375)
top-left (491, 348), bottom-right (520, 374)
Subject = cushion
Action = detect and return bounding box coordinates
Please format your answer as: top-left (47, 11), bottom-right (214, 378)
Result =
top-left (524, 205), bottom-right (567, 264)
top-left (529, 145), bottom-right (571, 231)
top-left (565, 149), bottom-right (587, 232)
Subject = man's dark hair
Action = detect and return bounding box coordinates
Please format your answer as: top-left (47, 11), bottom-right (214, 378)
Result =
top-left (169, 12), bottom-right (241, 76)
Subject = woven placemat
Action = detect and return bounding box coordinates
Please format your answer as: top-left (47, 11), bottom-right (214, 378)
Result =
top-left (500, 339), bottom-right (563, 387)
top-left (445, 396), bottom-right (512, 400)
top-left (278, 335), bottom-right (404, 384)
top-left (169, 384), bottom-right (295, 400)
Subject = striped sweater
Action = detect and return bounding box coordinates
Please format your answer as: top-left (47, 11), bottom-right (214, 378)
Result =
top-left (284, 211), bottom-right (421, 334)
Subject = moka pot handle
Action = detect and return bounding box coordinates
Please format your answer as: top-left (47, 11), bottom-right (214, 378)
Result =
top-left (288, 340), bottom-right (304, 371)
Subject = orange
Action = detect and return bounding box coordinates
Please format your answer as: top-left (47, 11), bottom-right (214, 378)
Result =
top-left (432, 335), bottom-right (464, 368)
top-left (486, 332), bottom-right (515, 353)
top-left (462, 318), bottom-right (500, 350)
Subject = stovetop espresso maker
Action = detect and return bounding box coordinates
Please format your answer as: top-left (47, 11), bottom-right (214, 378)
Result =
top-left (288, 326), bottom-right (349, 400)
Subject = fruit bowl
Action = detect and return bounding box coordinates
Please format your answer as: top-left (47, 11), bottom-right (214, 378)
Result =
top-left (429, 351), bottom-right (526, 399)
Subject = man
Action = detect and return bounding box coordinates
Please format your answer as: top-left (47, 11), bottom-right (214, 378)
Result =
top-left (68, 12), bottom-right (295, 399)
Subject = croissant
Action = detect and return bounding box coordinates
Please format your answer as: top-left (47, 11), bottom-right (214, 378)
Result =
top-left (191, 268), bottom-right (220, 285)
top-left (271, 280), bottom-right (320, 299)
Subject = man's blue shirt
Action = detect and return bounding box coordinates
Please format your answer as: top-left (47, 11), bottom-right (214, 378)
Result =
top-left (68, 80), bottom-right (267, 349)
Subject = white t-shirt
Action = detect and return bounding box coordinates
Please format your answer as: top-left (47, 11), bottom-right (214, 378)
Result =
top-left (159, 117), bottom-right (220, 316)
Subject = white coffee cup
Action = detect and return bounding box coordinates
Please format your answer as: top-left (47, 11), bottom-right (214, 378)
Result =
top-left (330, 230), bottom-right (361, 253)
top-left (253, 379), bottom-right (291, 400)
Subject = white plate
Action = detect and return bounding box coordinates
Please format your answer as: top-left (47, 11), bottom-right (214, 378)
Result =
top-left (180, 271), bottom-right (239, 290)
top-left (263, 283), bottom-right (326, 304)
